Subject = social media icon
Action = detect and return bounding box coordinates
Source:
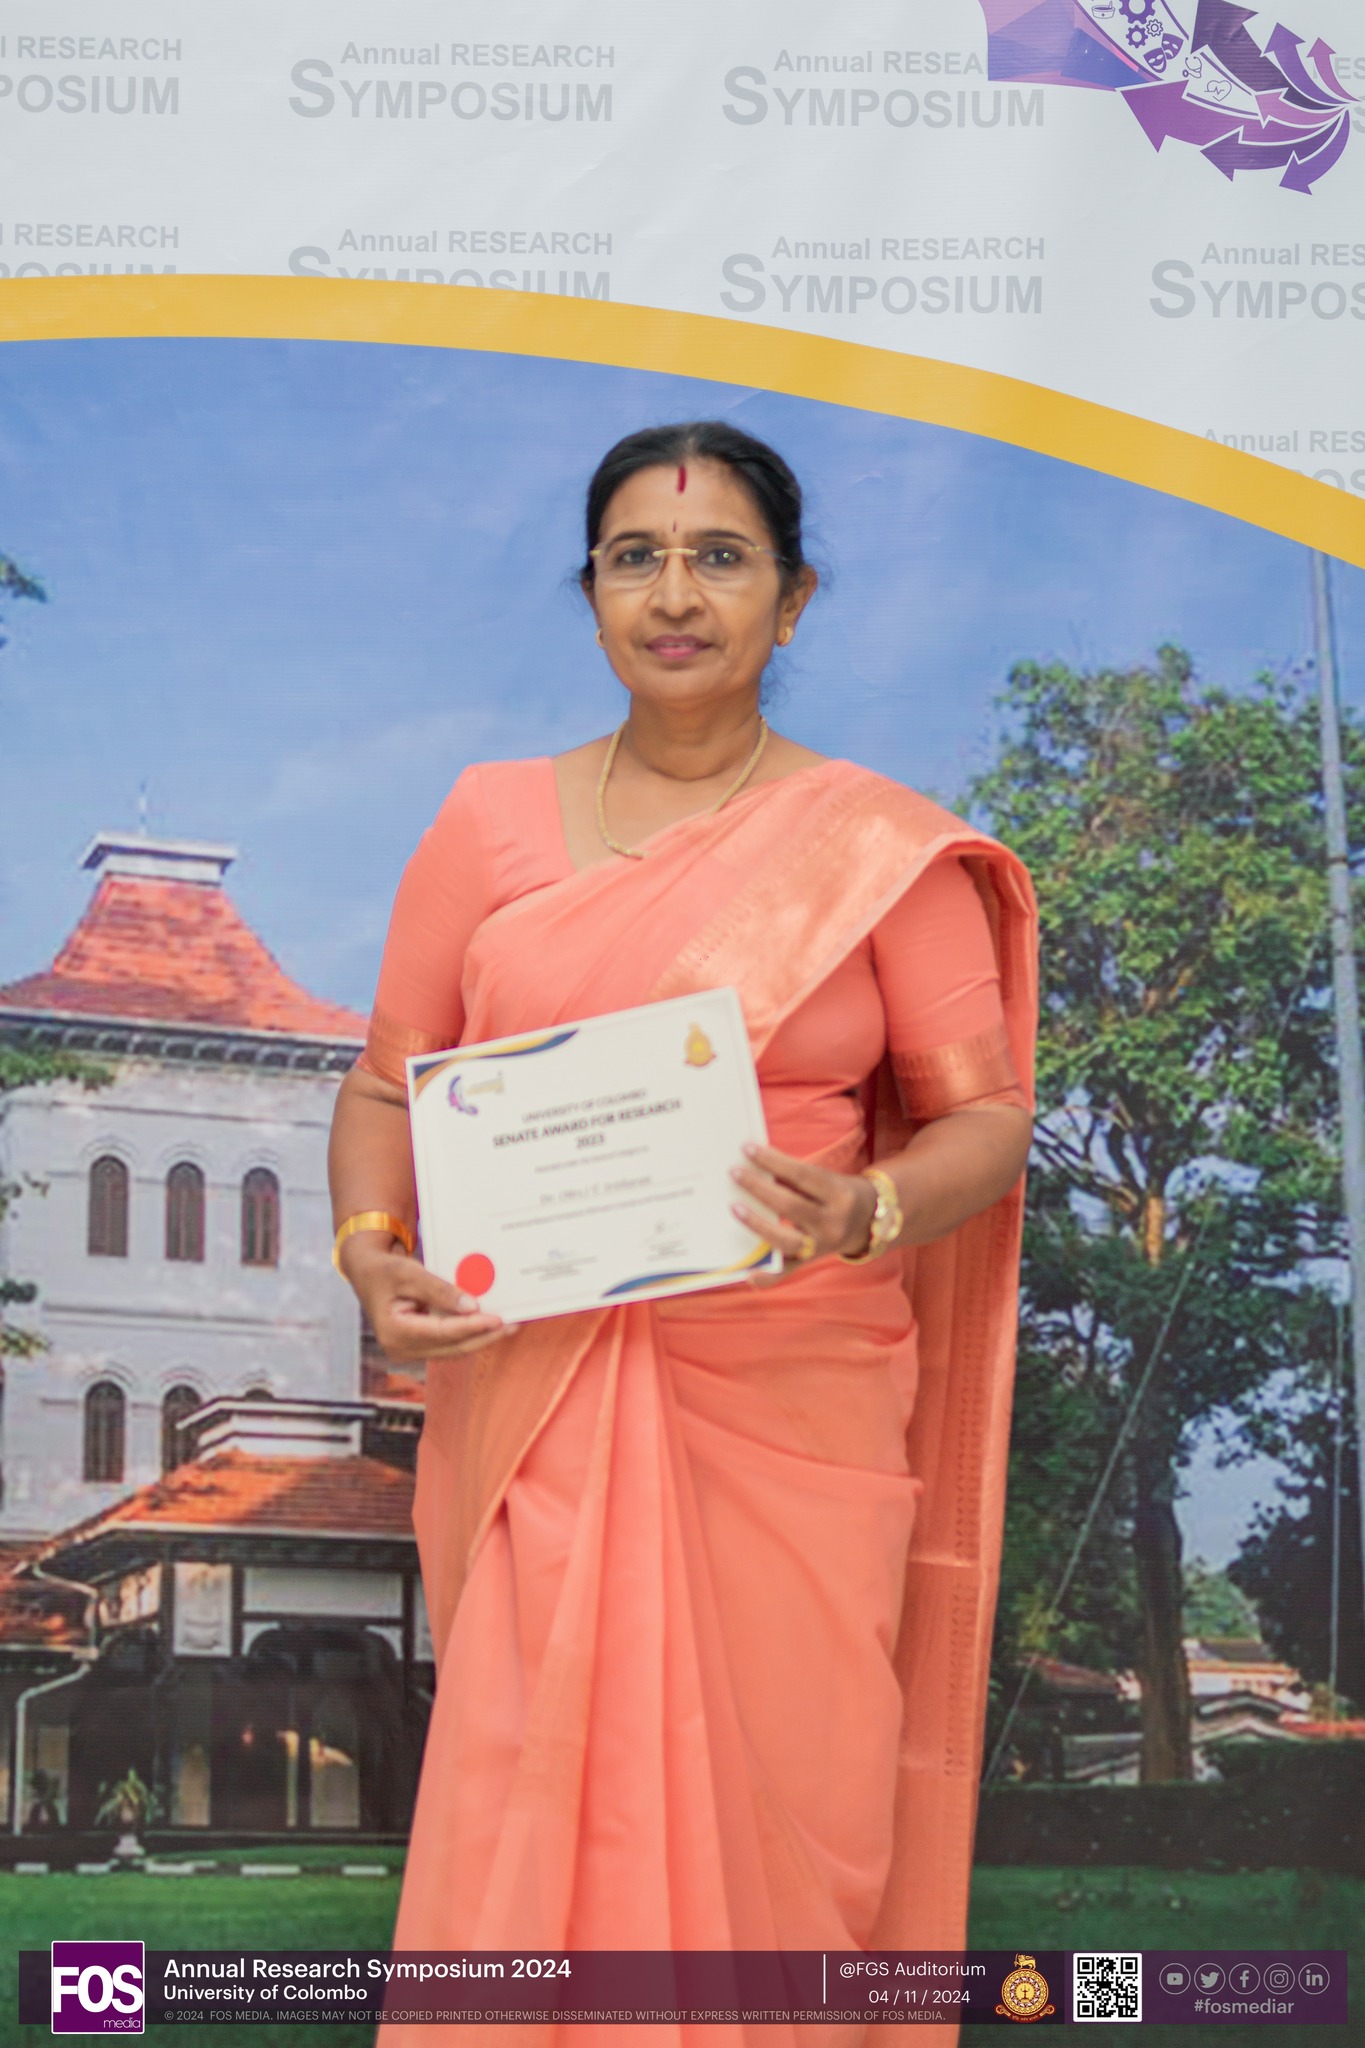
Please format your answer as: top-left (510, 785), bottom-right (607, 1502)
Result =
top-left (50, 1943), bottom-right (145, 2035)
top-left (1229, 1964), bottom-right (1261, 1994)
top-left (1298, 1964), bottom-right (1330, 1995)
top-left (1195, 1965), bottom-right (1224, 1993)
top-left (1159, 1965), bottom-right (1191, 1994)
top-left (1264, 1965), bottom-right (1294, 1994)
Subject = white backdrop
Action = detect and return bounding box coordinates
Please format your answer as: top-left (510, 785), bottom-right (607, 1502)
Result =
top-left (2, 0), bottom-right (1363, 498)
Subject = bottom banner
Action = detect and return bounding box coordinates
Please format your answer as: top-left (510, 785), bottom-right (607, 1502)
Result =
top-left (16, 1947), bottom-right (1351, 2028)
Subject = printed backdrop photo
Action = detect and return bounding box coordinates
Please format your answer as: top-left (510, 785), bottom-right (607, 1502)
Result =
top-left (1, 1), bottom-right (1364, 2042)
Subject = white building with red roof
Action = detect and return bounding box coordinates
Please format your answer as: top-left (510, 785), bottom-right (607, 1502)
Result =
top-left (0, 832), bottom-right (367, 1538)
top-left (0, 837), bottom-right (434, 1843)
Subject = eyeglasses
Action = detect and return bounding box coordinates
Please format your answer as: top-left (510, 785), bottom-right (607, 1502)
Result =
top-left (589, 534), bottom-right (779, 589)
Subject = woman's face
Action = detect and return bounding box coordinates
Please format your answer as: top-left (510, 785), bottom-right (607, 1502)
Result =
top-left (588, 459), bottom-right (815, 715)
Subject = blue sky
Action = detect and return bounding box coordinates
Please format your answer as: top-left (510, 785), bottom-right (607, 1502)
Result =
top-left (2, 335), bottom-right (1362, 1566)
top-left (2, 337), bottom-right (1362, 1014)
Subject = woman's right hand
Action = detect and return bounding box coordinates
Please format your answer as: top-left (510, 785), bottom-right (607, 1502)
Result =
top-left (339, 1235), bottom-right (516, 1364)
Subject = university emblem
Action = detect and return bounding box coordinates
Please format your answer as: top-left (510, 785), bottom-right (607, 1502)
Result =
top-left (683, 1022), bottom-right (716, 1067)
top-left (996, 1955), bottom-right (1057, 2022)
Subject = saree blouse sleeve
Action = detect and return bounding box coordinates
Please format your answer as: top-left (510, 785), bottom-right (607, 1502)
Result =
top-left (872, 854), bottom-right (1030, 1121)
top-left (357, 767), bottom-right (496, 1086)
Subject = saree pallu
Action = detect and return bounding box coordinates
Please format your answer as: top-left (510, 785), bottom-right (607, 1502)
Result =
top-left (379, 764), bottom-right (1038, 2047)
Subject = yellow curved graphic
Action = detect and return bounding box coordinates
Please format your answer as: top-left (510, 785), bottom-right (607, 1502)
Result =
top-left (2, 276), bottom-right (1362, 569)
top-left (603, 1236), bottom-right (777, 1298)
top-left (409, 1028), bottom-right (577, 1097)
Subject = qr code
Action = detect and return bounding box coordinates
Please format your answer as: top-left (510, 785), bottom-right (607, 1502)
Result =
top-left (1073, 1953), bottom-right (1142, 2022)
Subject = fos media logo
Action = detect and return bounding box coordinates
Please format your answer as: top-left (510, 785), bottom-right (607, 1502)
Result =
top-left (977, 0), bottom-right (1356, 191)
top-left (51, 1943), bottom-right (145, 2034)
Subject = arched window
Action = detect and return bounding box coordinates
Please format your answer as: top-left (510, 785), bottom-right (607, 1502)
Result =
top-left (161, 1384), bottom-right (202, 1473)
top-left (83, 1380), bottom-right (126, 1484)
top-left (241, 1168), bottom-right (280, 1267)
top-left (165, 1162), bottom-right (205, 1262)
top-left (87, 1156), bottom-right (129, 1258)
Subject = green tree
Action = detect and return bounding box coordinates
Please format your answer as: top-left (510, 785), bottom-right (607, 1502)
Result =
top-left (971, 647), bottom-right (1358, 1779)
top-left (986, 1275), bottom-right (1142, 1775)
top-left (1231, 1385), bottom-right (1363, 1711)
top-left (1182, 1557), bottom-right (1262, 1639)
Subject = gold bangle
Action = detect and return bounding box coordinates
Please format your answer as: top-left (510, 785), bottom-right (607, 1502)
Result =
top-left (332, 1210), bottom-right (415, 1272)
top-left (838, 1165), bottom-right (904, 1265)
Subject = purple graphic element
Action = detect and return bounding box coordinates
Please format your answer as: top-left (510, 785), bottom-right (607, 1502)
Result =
top-left (1279, 108), bottom-right (1350, 188)
top-left (1192, 0), bottom-right (1289, 91)
top-left (1123, 76), bottom-right (1240, 144)
top-left (1256, 86), bottom-right (1342, 127)
top-left (976, 0), bottom-right (1356, 190)
top-left (1238, 112), bottom-right (1333, 142)
top-left (1308, 37), bottom-right (1352, 100)
top-left (1204, 102), bottom-right (1348, 185)
top-left (977, 0), bottom-right (1150, 87)
top-left (1204, 127), bottom-right (1301, 170)
top-left (51, 1943), bottom-right (145, 2035)
top-left (1264, 23), bottom-right (1344, 103)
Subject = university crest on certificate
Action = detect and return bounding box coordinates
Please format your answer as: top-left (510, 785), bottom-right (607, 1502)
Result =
top-left (406, 987), bottom-right (779, 1321)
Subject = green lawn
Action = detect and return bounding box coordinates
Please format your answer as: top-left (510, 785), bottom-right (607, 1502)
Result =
top-left (4, 1858), bottom-right (1359, 2041)
top-left (965, 1868), bottom-right (1361, 2044)
top-left (4, 1848), bottom-right (399, 2045)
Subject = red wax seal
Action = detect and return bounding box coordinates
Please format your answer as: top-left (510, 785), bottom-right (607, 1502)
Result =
top-left (456, 1252), bottom-right (496, 1297)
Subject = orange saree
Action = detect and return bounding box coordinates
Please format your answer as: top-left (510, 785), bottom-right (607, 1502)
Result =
top-left (362, 758), bottom-right (1037, 2045)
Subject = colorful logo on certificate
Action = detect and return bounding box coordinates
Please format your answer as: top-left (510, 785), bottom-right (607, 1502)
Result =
top-left (683, 1023), bottom-right (716, 1067)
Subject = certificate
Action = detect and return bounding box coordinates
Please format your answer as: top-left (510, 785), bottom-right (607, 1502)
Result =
top-left (406, 987), bottom-right (780, 1322)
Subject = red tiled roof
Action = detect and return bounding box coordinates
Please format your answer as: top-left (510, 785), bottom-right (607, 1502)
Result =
top-left (362, 1363), bottom-right (427, 1407)
top-left (0, 874), bottom-right (365, 1040)
top-left (1189, 1637), bottom-right (1282, 1665)
top-left (1279, 1716), bottom-right (1365, 1740)
top-left (1023, 1654), bottom-right (1124, 1696)
top-left (41, 1452), bottom-right (415, 1556)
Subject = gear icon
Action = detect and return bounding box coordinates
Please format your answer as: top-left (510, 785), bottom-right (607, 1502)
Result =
top-left (1119, 0), bottom-right (1156, 20)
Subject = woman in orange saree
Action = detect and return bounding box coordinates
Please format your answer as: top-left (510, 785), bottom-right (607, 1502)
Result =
top-left (329, 423), bottom-right (1036, 2044)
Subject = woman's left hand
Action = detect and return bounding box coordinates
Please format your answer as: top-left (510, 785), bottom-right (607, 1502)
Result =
top-left (730, 1141), bottom-right (880, 1266)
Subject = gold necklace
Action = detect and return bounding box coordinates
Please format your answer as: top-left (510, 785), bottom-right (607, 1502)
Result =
top-left (596, 717), bottom-right (770, 860)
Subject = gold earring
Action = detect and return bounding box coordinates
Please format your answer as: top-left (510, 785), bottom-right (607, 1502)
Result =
top-left (596, 627), bottom-right (604, 647)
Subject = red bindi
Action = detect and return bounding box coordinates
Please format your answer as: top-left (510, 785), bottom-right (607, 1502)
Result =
top-left (676, 464), bottom-right (687, 492)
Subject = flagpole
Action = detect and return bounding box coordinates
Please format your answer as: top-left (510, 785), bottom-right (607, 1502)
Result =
top-left (1312, 548), bottom-right (1365, 1651)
